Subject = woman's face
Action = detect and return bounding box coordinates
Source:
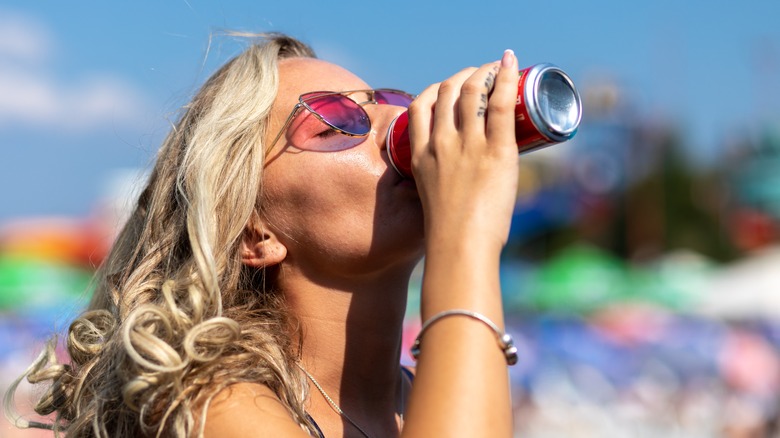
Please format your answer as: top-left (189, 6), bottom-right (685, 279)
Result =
top-left (260, 58), bottom-right (424, 278)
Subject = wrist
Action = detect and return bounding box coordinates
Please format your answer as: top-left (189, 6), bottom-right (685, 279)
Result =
top-left (425, 224), bottom-right (507, 258)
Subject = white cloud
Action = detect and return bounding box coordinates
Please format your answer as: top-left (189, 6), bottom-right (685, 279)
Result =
top-left (0, 9), bottom-right (149, 133)
top-left (0, 10), bottom-right (51, 62)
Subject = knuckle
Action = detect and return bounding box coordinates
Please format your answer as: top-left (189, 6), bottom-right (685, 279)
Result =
top-left (460, 80), bottom-right (483, 96)
top-left (407, 99), bottom-right (425, 116)
top-left (437, 80), bottom-right (458, 96)
top-left (488, 95), bottom-right (515, 114)
top-left (439, 67), bottom-right (477, 92)
top-left (421, 82), bottom-right (441, 96)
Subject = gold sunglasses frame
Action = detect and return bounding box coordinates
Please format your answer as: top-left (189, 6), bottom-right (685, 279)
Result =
top-left (266, 88), bottom-right (414, 155)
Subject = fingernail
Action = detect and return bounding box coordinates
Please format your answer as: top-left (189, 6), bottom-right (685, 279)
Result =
top-left (501, 49), bottom-right (515, 68)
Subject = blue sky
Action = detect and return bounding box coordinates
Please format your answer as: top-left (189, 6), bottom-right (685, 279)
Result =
top-left (1, 1), bottom-right (779, 220)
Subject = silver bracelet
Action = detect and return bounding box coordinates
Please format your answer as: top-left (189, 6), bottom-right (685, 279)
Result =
top-left (411, 309), bottom-right (518, 366)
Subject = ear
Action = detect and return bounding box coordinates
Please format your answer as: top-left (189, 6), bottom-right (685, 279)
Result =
top-left (240, 215), bottom-right (287, 268)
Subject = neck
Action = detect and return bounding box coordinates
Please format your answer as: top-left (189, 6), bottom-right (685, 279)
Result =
top-left (289, 271), bottom-right (411, 389)
top-left (280, 261), bottom-right (418, 436)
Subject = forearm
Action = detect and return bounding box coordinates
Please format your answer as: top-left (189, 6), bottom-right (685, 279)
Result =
top-left (401, 49), bottom-right (519, 438)
top-left (402, 230), bottom-right (512, 438)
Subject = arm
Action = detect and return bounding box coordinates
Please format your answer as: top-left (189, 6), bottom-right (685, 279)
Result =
top-left (401, 50), bottom-right (519, 438)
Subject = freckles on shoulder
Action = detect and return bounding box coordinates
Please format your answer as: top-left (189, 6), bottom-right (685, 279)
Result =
top-left (204, 383), bottom-right (310, 437)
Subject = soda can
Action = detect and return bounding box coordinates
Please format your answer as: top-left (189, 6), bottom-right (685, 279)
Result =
top-left (387, 63), bottom-right (582, 179)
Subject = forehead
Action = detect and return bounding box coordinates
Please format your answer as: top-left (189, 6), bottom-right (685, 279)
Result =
top-left (276, 58), bottom-right (370, 106)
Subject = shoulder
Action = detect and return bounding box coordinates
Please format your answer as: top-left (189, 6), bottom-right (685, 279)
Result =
top-left (204, 382), bottom-right (311, 438)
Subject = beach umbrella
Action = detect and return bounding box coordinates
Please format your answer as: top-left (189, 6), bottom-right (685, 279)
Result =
top-left (529, 244), bottom-right (627, 313)
top-left (626, 250), bottom-right (714, 311)
top-left (0, 255), bottom-right (91, 318)
top-left (695, 246), bottom-right (780, 319)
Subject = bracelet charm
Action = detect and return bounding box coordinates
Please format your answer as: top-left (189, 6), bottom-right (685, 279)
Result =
top-left (411, 310), bottom-right (518, 366)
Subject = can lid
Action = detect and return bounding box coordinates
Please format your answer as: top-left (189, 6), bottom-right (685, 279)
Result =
top-left (525, 64), bottom-right (582, 142)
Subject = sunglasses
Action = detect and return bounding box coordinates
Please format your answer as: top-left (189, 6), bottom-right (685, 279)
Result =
top-left (267, 88), bottom-right (414, 153)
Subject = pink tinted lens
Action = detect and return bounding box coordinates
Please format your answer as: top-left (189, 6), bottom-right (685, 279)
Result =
top-left (293, 90), bottom-right (412, 152)
top-left (307, 94), bottom-right (370, 136)
top-left (374, 90), bottom-right (413, 107)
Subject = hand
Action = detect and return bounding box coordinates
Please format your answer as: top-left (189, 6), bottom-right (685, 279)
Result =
top-left (407, 50), bottom-right (520, 250)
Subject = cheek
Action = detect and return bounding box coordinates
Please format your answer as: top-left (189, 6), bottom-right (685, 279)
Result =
top-left (261, 153), bottom-right (425, 271)
top-left (264, 153), bottom-right (380, 211)
top-left (261, 154), bottom-right (382, 245)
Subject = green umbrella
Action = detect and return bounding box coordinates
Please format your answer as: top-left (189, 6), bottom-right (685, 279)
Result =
top-left (0, 255), bottom-right (92, 311)
top-left (625, 250), bottom-right (714, 311)
top-left (529, 244), bottom-right (627, 313)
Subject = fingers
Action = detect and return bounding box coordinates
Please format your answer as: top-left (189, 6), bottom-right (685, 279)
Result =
top-left (407, 67), bottom-right (476, 154)
top-left (407, 50), bottom-right (518, 161)
top-left (431, 67), bottom-right (478, 142)
top-left (485, 50), bottom-right (519, 147)
top-left (407, 82), bottom-right (439, 158)
top-left (457, 62), bottom-right (499, 140)
top-left (458, 50), bottom-right (519, 147)
top-left (406, 51), bottom-right (522, 249)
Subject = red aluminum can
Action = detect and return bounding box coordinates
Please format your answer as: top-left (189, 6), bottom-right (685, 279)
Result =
top-left (387, 63), bottom-right (582, 179)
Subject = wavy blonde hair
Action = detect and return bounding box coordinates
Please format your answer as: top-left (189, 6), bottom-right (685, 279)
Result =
top-left (4, 33), bottom-right (319, 437)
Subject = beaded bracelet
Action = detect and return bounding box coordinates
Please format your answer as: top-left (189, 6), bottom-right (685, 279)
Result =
top-left (411, 309), bottom-right (518, 366)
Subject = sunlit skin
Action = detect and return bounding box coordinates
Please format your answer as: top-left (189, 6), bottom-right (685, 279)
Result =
top-left (237, 58), bottom-right (425, 437)
top-left (262, 58), bottom-right (426, 284)
top-left (207, 51), bottom-right (519, 438)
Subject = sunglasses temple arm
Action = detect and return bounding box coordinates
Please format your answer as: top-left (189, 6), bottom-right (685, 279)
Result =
top-left (266, 104), bottom-right (303, 157)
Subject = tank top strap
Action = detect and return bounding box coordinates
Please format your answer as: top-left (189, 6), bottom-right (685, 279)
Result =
top-left (306, 413), bottom-right (326, 438)
top-left (401, 366), bottom-right (415, 382)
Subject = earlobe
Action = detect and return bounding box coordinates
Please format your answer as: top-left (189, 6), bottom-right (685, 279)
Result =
top-left (240, 217), bottom-right (287, 268)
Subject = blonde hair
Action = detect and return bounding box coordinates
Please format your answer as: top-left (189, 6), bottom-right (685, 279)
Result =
top-left (4, 33), bottom-right (319, 437)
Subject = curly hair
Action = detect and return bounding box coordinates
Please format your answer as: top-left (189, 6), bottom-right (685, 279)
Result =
top-left (4, 33), bottom-right (320, 437)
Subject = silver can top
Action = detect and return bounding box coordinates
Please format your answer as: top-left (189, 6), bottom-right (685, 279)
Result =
top-left (525, 64), bottom-right (582, 142)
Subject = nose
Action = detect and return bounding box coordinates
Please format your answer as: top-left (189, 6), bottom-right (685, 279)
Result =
top-left (365, 103), bottom-right (408, 151)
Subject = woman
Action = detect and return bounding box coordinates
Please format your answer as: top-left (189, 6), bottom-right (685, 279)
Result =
top-left (5, 33), bottom-right (519, 437)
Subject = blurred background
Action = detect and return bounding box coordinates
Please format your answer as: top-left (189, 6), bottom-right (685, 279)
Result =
top-left (2, 1), bottom-right (779, 436)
